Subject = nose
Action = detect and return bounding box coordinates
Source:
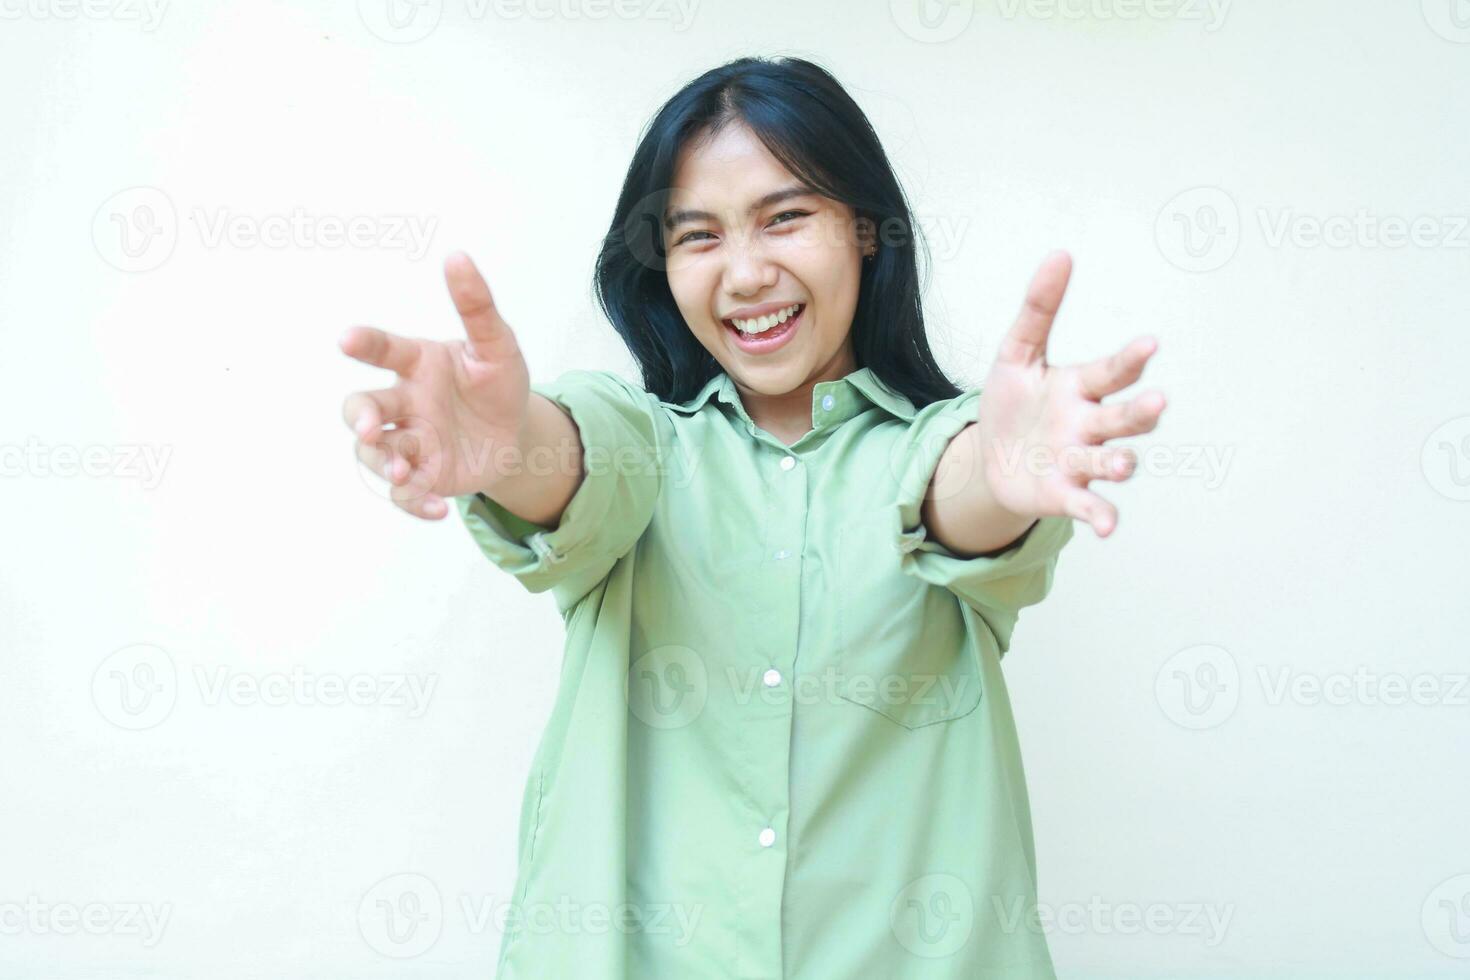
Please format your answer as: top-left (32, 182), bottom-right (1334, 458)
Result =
top-left (722, 233), bottom-right (778, 297)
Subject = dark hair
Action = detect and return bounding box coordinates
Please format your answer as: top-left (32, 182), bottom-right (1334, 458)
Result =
top-left (592, 55), bottom-right (965, 409)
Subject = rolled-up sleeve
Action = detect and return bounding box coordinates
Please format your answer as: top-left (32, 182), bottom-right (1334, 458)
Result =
top-left (891, 387), bottom-right (1074, 655)
top-left (454, 369), bottom-right (666, 616)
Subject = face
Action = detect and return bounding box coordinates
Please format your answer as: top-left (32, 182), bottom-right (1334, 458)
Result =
top-left (662, 121), bottom-right (871, 400)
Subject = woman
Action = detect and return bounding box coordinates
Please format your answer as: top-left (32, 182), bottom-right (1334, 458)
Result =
top-left (339, 55), bottom-right (1164, 980)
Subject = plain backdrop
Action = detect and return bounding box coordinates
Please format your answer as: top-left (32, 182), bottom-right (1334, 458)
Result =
top-left (2, 1), bottom-right (1467, 977)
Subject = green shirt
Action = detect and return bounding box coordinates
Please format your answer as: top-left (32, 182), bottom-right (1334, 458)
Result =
top-left (455, 364), bottom-right (1074, 979)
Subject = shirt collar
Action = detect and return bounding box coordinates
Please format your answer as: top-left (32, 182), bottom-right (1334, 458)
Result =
top-left (664, 365), bottom-right (916, 428)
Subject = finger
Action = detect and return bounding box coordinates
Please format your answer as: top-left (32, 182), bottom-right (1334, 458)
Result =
top-left (444, 251), bottom-right (520, 364)
top-left (1061, 486), bottom-right (1118, 537)
top-left (338, 325), bottom-right (421, 377)
top-left (341, 388), bottom-right (411, 443)
top-left (389, 476), bottom-right (449, 520)
top-left (355, 439), bottom-right (410, 485)
top-left (1075, 335), bottom-right (1158, 401)
top-left (1061, 446), bottom-right (1137, 483)
top-left (1081, 390), bottom-right (1167, 444)
top-left (997, 250), bottom-right (1072, 368)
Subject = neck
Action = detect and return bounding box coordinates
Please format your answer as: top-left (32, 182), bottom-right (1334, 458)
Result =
top-left (732, 342), bottom-right (858, 446)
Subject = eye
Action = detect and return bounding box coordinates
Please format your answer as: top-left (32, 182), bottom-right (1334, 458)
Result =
top-left (674, 230), bottom-right (715, 246)
top-left (769, 209), bottom-right (810, 226)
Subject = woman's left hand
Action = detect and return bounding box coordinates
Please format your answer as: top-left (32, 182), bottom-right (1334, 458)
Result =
top-left (974, 250), bottom-right (1167, 537)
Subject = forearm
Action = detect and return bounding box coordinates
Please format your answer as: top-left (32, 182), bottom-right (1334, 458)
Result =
top-left (479, 391), bottom-right (584, 529)
top-left (919, 422), bottom-right (1037, 558)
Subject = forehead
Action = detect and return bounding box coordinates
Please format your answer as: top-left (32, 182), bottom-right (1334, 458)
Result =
top-left (669, 122), bottom-right (798, 202)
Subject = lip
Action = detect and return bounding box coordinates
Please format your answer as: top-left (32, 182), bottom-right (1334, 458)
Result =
top-left (723, 303), bottom-right (805, 355)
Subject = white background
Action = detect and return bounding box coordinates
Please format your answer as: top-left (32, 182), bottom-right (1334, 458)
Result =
top-left (2, 1), bottom-right (1467, 977)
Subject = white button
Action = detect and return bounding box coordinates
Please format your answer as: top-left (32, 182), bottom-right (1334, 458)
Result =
top-left (821, 394), bottom-right (835, 411)
top-left (779, 455), bottom-right (796, 471)
top-left (773, 549), bottom-right (790, 561)
top-left (758, 827), bottom-right (776, 847)
top-left (762, 668), bottom-right (781, 687)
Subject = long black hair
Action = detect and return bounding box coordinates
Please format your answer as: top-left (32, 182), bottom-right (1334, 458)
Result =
top-left (593, 55), bottom-right (965, 409)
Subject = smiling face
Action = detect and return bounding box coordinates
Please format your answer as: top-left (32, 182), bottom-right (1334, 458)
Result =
top-left (662, 120), bottom-right (871, 405)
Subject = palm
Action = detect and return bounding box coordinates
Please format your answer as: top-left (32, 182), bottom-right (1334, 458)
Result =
top-left (339, 252), bottom-right (531, 518)
top-left (975, 252), bottom-right (1166, 536)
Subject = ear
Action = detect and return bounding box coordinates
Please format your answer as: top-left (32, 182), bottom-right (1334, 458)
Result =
top-left (854, 213), bottom-right (877, 256)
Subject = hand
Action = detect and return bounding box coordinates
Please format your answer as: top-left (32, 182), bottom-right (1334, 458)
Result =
top-left (339, 252), bottom-right (531, 520)
top-left (975, 250), bottom-right (1166, 537)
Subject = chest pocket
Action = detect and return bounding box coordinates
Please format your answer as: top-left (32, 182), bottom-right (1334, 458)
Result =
top-left (833, 510), bottom-right (982, 729)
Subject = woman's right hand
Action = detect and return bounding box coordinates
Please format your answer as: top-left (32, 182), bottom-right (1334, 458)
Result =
top-left (339, 252), bottom-right (532, 520)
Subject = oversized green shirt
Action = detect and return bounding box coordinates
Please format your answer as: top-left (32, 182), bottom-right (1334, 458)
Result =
top-left (455, 364), bottom-right (1074, 979)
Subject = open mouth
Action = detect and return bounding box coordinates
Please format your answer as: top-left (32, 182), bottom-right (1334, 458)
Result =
top-left (722, 303), bottom-right (805, 353)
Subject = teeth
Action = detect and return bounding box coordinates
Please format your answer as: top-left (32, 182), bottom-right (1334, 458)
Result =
top-left (731, 303), bottom-right (801, 335)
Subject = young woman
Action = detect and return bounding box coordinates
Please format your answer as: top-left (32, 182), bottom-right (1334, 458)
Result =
top-left (339, 56), bottom-right (1164, 980)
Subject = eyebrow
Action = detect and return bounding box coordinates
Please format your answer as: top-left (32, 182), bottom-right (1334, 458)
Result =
top-left (663, 185), bottom-right (817, 230)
